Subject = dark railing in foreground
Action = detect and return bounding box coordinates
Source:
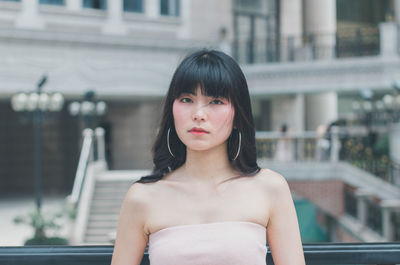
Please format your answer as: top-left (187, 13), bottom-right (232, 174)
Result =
top-left (1, 243), bottom-right (399, 265)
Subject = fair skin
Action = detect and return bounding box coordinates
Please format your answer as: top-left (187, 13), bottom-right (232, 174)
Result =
top-left (111, 87), bottom-right (305, 265)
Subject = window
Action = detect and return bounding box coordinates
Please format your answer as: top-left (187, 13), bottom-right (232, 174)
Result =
top-left (124, 0), bottom-right (143, 13)
top-left (83, 0), bottom-right (106, 10)
top-left (234, 0), bottom-right (262, 12)
top-left (39, 0), bottom-right (64, 5)
top-left (160, 0), bottom-right (179, 16)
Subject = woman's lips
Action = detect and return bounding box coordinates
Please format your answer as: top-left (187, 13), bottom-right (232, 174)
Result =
top-left (189, 127), bottom-right (209, 135)
top-left (190, 131), bottom-right (207, 135)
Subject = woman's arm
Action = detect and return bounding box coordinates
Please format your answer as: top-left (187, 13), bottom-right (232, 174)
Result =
top-left (110, 182), bottom-right (149, 265)
top-left (264, 171), bottom-right (305, 265)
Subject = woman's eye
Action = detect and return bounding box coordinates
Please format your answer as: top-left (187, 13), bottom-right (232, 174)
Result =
top-left (180, 97), bottom-right (192, 103)
top-left (210, 99), bottom-right (224, 105)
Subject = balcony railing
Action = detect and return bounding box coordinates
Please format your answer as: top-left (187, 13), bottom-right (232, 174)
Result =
top-left (1, 243), bottom-right (399, 264)
top-left (256, 130), bottom-right (340, 162)
top-left (256, 127), bottom-right (400, 186)
top-left (233, 9), bottom-right (384, 64)
top-left (234, 29), bottom-right (380, 64)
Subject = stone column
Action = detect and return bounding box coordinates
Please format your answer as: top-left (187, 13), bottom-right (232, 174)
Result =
top-left (15, 0), bottom-right (45, 29)
top-left (389, 123), bottom-right (400, 186)
top-left (380, 200), bottom-right (400, 241)
top-left (390, 123), bottom-right (400, 163)
top-left (145, 0), bottom-right (159, 18)
top-left (66, 0), bottom-right (82, 11)
top-left (280, 0), bottom-right (302, 61)
top-left (177, 0), bottom-right (190, 39)
top-left (355, 189), bottom-right (373, 226)
top-left (330, 126), bottom-right (340, 162)
top-left (271, 94), bottom-right (304, 132)
top-left (303, 1), bottom-right (337, 132)
top-left (102, 0), bottom-right (128, 35)
top-left (379, 22), bottom-right (398, 58)
top-left (394, 0), bottom-right (400, 24)
top-left (294, 93), bottom-right (305, 132)
top-left (95, 127), bottom-right (106, 163)
top-left (305, 92), bottom-right (338, 131)
top-left (303, 0), bottom-right (336, 59)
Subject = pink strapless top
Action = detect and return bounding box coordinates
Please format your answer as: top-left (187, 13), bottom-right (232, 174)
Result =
top-left (148, 221), bottom-right (268, 265)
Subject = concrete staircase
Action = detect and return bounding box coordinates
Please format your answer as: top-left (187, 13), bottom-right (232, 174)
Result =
top-left (79, 161), bottom-right (400, 244)
top-left (83, 170), bottom-right (149, 244)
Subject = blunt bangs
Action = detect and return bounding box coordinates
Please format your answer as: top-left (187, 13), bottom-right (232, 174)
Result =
top-left (171, 52), bottom-right (234, 101)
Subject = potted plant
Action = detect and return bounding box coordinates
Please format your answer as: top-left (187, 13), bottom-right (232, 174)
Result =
top-left (14, 207), bottom-right (69, 245)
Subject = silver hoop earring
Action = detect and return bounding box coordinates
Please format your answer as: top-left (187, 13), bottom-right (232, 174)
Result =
top-left (167, 128), bottom-right (175, 158)
top-left (233, 130), bottom-right (241, 161)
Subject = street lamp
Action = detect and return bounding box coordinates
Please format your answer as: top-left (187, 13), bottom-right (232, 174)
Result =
top-left (10, 75), bottom-right (64, 214)
top-left (68, 90), bottom-right (107, 161)
top-left (68, 90), bottom-right (107, 129)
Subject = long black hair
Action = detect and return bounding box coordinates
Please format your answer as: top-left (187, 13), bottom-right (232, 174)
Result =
top-left (138, 49), bottom-right (260, 183)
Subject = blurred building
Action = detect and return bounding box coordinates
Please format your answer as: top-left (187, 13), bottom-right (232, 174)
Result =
top-left (0, 0), bottom-right (399, 196)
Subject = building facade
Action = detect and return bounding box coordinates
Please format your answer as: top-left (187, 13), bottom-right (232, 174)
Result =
top-left (0, 0), bottom-right (399, 195)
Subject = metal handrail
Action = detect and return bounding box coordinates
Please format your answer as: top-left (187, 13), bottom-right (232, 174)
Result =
top-left (256, 130), bottom-right (319, 139)
top-left (0, 243), bottom-right (399, 264)
top-left (66, 128), bottom-right (94, 207)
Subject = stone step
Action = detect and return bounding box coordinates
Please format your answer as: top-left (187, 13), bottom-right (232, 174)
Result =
top-left (81, 170), bottom-right (150, 244)
top-left (91, 205), bottom-right (122, 210)
top-left (86, 227), bottom-right (115, 236)
top-left (90, 204), bottom-right (121, 212)
top-left (95, 182), bottom-right (132, 188)
top-left (94, 187), bottom-right (126, 192)
top-left (90, 205), bottom-right (121, 211)
top-left (92, 190), bottom-right (124, 195)
top-left (92, 194), bottom-right (121, 198)
top-left (93, 186), bottom-right (130, 192)
top-left (92, 194), bottom-right (124, 198)
top-left (90, 201), bottom-right (123, 207)
top-left (88, 215), bottom-right (119, 222)
top-left (91, 197), bottom-right (124, 203)
top-left (88, 214), bottom-right (119, 224)
top-left (86, 227), bottom-right (116, 235)
top-left (87, 220), bottom-right (117, 227)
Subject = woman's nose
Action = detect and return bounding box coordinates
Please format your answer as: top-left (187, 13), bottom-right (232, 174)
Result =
top-left (192, 104), bottom-right (207, 121)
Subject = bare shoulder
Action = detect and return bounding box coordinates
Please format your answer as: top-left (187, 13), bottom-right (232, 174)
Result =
top-left (255, 168), bottom-right (289, 187)
top-left (125, 181), bottom-right (152, 205)
top-left (125, 173), bottom-right (179, 205)
top-left (121, 180), bottom-right (160, 235)
top-left (123, 180), bottom-right (162, 218)
top-left (254, 168), bottom-right (291, 195)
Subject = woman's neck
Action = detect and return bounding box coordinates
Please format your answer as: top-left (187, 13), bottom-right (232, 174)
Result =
top-left (179, 143), bottom-right (237, 185)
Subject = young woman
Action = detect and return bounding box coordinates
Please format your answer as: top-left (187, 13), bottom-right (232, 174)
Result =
top-left (110, 50), bottom-right (305, 265)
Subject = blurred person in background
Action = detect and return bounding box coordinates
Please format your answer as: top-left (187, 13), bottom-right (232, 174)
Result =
top-left (274, 124), bottom-right (294, 162)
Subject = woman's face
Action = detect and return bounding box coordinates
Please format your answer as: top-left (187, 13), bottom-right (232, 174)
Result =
top-left (172, 87), bottom-right (235, 153)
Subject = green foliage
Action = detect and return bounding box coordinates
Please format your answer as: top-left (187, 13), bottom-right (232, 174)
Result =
top-left (13, 207), bottom-right (68, 245)
top-left (64, 201), bottom-right (77, 220)
top-left (341, 135), bottom-right (392, 182)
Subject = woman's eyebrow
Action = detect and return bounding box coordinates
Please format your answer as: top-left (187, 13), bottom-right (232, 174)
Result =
top-left (208, 95), bottom-right (227, 99)
top-left (179, 92), bottom-right (195, 96)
